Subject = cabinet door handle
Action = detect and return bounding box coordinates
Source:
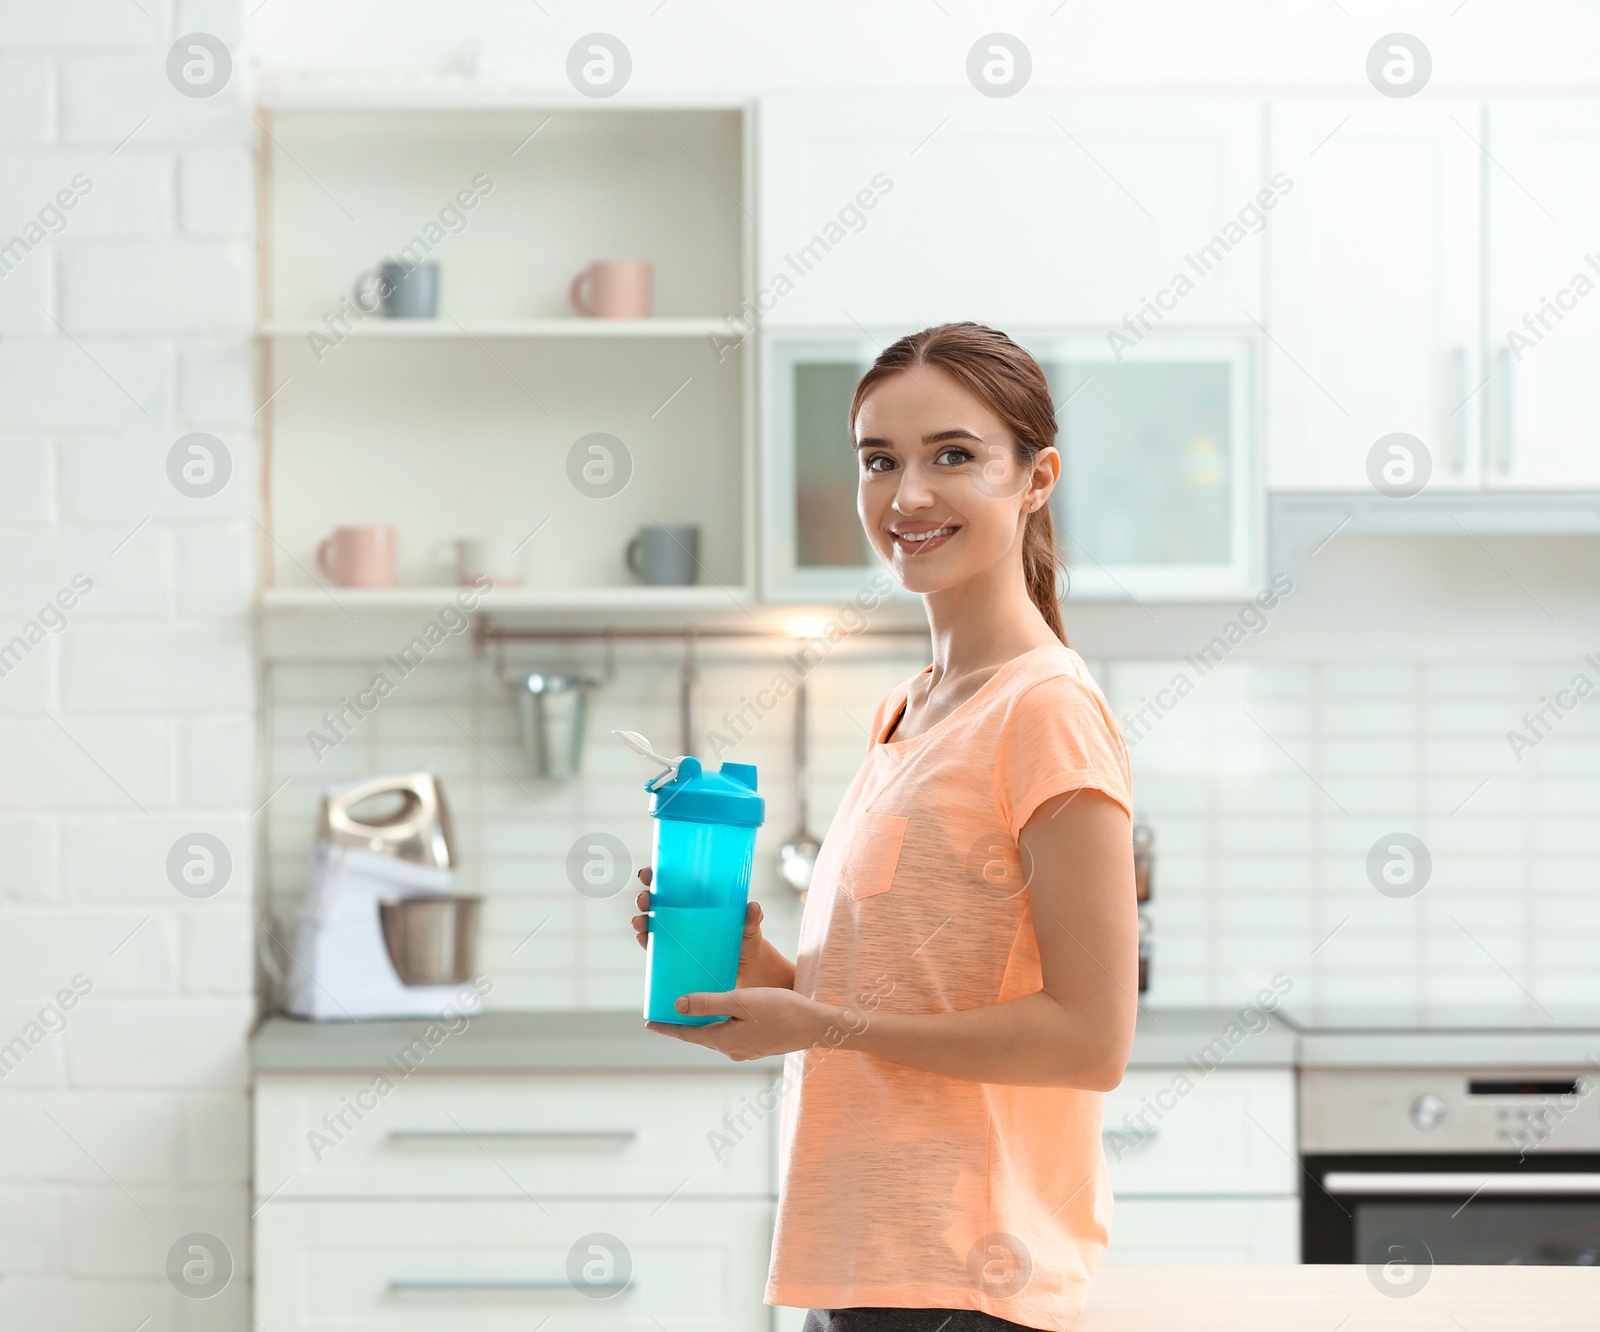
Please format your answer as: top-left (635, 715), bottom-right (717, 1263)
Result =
top-left (1494, 345), bottom-right (1514, 473)
top-left (1102, 1127), bottom-right (1160, 1145)
top-left (386, 1128), bottom-right (638, 1149)
top-left (387, 1279), bottom-right (633, 1299)
top-left (1447, 345), bottom-right (1469, 474)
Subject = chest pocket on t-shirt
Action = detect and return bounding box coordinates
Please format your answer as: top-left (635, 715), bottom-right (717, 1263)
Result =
top-left (840, 811), bottom-right (910, 900)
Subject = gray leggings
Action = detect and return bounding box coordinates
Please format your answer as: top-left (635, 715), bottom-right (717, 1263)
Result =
top-left (802, 1310), bottom-right (1042, 1332)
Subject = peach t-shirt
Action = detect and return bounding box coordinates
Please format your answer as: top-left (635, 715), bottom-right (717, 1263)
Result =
top-left (765, 644), bottom-right (1133, 1332)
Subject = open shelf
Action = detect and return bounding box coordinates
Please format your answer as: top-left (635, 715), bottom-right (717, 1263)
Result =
top-left (255, 100), bottom-right (754, 616)
top-left (260, 318), bottom-right (731, 340)
top-left (259, 81), bottom-right (747, 113)
top-left (259, 585), bottom-right (749, 612)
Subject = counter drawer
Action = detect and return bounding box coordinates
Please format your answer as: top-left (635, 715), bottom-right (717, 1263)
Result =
top-left (1102, 1068), bottom-right (1295, 1196)
top-left (1104, 1197), bottom-right (1300, 1264)
top-left (255, 1198), bottom-right (774, 1331)
top-left (256, 1072), bottom-right (778, 1200)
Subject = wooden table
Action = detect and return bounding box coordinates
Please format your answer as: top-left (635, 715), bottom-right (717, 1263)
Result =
top-left (1077, 1264), bottom-right (1600, 1329)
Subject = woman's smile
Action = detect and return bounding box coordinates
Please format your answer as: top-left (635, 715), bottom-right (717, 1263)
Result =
top-left (889, 521), bottom-right (961, 555)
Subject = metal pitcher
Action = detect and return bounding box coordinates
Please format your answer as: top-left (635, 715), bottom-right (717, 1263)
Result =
top-left (514, 672), bottom-right (597, 779)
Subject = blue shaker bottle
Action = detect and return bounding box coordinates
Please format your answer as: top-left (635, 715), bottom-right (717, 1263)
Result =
top-left (641, 754), bottom-right (765, 1026)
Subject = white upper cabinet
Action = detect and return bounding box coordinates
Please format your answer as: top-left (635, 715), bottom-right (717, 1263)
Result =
top-left (1485, 99), bottom-right (1600, 488)
top-left (756, 95), bottom-right (1267, 329)
top-left (1267, 98), bottom-right (1484, 491)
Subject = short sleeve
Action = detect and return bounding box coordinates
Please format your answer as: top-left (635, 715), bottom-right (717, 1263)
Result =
top-left (993, 673), bottom-right (1133, 841)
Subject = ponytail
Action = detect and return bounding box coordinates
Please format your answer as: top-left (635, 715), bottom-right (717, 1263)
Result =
top-left (1022, 504), bottom-right (1070, 648)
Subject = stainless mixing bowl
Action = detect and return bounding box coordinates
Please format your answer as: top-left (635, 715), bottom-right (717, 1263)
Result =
top-left (378, 895), bottom-right (483, 985)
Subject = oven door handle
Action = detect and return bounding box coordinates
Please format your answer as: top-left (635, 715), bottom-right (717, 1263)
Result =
top-left (1322, 1171), bottom-right (1600, 1196)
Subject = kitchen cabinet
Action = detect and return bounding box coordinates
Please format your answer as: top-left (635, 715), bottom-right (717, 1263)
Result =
top-left (257, 1199), bottom-right (773, 1331)
top-left (256, 91), bottom-right (755, 609)
top-left (759, 332), bottom-right (887, 604)
top-left (756, 94), bottom-right (1266, 328)
top-left (1101, 1067), bottom-right (1299, 1264)
top-left (252, 1017), bottom-right (1301, 1328)
top-left (1105, 1198), bottom-right (1300, 1264)
top-left (1267, 97), bottom-right (1484, 491)
top-left (255, 1069), bottom-right (780, 1331)
top-left (1035, 335), bottom-right (1258, 599)
top-left (761, 331), bottom-right (1259, 601)
top-left (1102, 1068), bottom-right (1295, 1196)
top-left (255, 1072), bottom-right (773, 1199)
top-left (1484, 98), bottom-right (1600, 487)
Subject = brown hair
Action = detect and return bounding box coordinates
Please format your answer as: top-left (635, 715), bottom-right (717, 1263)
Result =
top-left (848, 322), bottom-right (1070, 645)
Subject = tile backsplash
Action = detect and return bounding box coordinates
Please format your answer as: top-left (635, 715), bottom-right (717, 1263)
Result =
top-left (264, 646), bottom-right (1600, 1013)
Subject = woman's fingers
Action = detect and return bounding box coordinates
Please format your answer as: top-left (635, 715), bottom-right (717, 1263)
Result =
top-left (634, 869), bottom-right (653, 949)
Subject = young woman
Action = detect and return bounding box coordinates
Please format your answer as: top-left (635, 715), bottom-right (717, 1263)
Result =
top-left (633, 323), bottom-right (1138, 1332)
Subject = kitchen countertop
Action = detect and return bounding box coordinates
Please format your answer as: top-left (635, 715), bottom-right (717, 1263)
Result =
top-left (1077, 1263), bottom-right (1598, 1330)
top-left (1297, 1027), bottom-right (1600, 1068)
top-left (251, 1006), bottom-right (1298, 1075)
top-left (1280, 1004), bottom-right (1600, 1069)
top-left (253, 1010), bottom-right (770, 1074)
top-left (253, 1003), bottom-right (1600, 1075)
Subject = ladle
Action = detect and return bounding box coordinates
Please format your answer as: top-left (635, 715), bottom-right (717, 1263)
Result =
top-left (777, 678), bottom-right (821, 898)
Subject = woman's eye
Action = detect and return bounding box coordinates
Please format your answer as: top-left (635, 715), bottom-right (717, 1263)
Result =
top-left (936, 447), bottom-right (973, 466)
top-left (863, 453), bottom-right (894, 473)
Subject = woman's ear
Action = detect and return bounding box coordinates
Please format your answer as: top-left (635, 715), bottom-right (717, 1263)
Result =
top-left (1026, 445), bottom-right (1061, 511)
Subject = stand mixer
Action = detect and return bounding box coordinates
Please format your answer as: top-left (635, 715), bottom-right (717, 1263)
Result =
top-left (284, 771), bottom-right (484, 1021)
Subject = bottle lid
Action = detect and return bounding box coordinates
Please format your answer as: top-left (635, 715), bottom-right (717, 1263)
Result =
top-left (647, 756), bottom-right (765, 828)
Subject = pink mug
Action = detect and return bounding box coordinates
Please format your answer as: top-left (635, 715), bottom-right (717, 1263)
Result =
top-left (569, 259), bottom-right (653, 319)
top-left (316, 526), bottom-right (397, 588)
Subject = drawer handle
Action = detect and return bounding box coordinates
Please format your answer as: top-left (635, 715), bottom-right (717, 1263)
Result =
top-left (1102, 1127), bottom-right (1159, 1145)
top-left (386, 1129), bottom-right (638, 1149)
top-left (388, 1279), bottom-right (633, 1299)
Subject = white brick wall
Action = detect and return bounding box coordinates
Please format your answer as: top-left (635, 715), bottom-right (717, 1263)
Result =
top-left (0, 3), bottom-right (254, 1327)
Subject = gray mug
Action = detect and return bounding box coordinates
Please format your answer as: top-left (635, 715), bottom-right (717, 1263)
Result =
top-left (625, 524), bottom-right (699, 586)
top-left (354, 260), bottom-right (439, 318)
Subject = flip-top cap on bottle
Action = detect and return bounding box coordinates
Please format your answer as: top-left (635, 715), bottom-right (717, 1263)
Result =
top-left (647, 756), bottom-right (764, 827)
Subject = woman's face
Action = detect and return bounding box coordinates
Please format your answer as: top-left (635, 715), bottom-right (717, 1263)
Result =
top-left (854, 363), bottom-right (1058, 595)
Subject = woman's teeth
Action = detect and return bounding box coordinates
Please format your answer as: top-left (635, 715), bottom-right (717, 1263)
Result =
top-left (898, 526), bottom-right (955, 543)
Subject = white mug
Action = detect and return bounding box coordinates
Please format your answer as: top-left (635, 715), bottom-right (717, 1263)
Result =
top-left (432, 536), bottom-right (520, 588)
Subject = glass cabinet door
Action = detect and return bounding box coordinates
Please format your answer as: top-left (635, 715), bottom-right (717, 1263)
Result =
top-left (1033, 335), bottom-right (1257, 599)
top-left (762, 331), bottom-right (1257, 602)
top-left (761, 335), bottom-right (907, 602)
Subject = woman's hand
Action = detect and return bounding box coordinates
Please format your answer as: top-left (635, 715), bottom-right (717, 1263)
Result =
top-left (646, 987), bottom-right (842, 1060)
top-left (633, 867), bottom-right (796, 990)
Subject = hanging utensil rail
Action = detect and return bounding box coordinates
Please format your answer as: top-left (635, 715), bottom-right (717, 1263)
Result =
top-left (476, 620), bottom-right (932, 761)
top-left (474, 622), bottom-right (933, 647)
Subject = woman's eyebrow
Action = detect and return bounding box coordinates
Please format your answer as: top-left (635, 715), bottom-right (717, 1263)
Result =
top-left (853, 428), bottom-right (986, 451)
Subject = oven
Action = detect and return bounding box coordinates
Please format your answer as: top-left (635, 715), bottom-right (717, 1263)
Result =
top-left (1300, 1067), bottom-right (1600, 1267)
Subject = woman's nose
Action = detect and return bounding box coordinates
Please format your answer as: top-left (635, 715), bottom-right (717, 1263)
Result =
top-left (893, 464), bottom-right (937, 513)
